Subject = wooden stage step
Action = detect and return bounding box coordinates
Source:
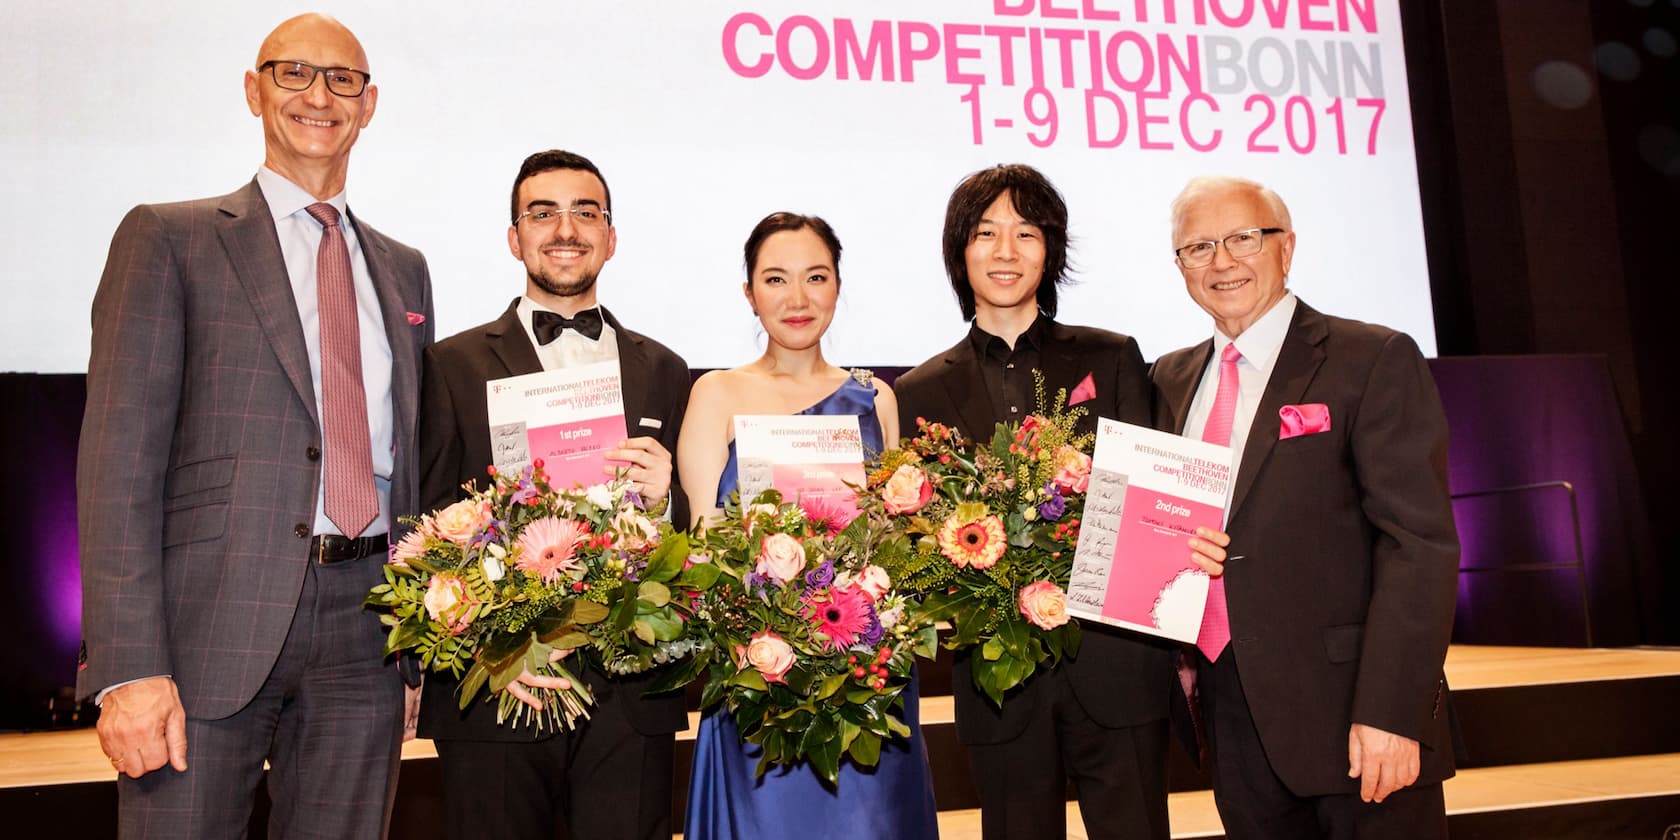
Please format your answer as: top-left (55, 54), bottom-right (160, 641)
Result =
top-left (5, 646), bottom-right (1679, 839)
top-left (927, 754), bottom-right (1680, 839)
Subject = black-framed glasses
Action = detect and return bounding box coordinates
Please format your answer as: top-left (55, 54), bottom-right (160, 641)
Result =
top-left (258, 60), bottom-right (371, 97)
top-left (515, 205), bottom-right (612, 229)
top-left (1175, 227), bottom-right (1285, 268)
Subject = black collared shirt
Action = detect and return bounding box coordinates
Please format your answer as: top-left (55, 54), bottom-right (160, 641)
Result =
top-left (966, 314), bottom-right (1050, 428)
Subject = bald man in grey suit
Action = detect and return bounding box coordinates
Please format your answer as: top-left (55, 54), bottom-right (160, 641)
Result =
top-left (76, 14), bottom-right (432, 837)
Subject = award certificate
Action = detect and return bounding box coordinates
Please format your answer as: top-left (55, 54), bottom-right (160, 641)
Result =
top-left (732, 414), bottom-right (867, 516)
top-left (485, 361), bottom-right (628, 490)
top-left (1067, 418), bottom-right (1232, 643)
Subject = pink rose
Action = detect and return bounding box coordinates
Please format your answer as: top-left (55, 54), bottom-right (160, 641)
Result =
top-left (423, 574), bottom-right (472, 634)
top-left (389, 530), bottom-right (427, 568)
top-left (756, 533), bottom-right (806, 584)
top-left (428, 499), bottom-right (490, 546)
top-left (743, 630), bottom-right (797, 683)
top-left (1051, 446), bottom-right (1092, 494)
top-left (851, 565), bottom-right (892, 602)
top-left (881, 465), bottom-right (934, 514)
top-left (1017, 580), bottom-right (1070, 630)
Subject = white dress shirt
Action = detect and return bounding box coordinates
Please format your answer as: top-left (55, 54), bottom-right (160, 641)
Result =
top-left (1183, 292), bottom-right (1299, 488)
top-left (257, 167), bottom-right (395, 536)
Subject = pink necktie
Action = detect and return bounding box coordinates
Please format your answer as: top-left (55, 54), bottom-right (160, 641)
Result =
top-left (306, 203), bottom-right (378, 538)
top-left (1196, 343), bottom-right (1241, 660)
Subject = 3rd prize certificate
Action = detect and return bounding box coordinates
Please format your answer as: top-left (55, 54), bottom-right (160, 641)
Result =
top-left (732, 415), bottom-right (867, 517)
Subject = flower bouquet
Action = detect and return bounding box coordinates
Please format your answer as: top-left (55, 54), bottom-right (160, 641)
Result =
top-left (859, 379), bottom-right (1091, 707)
top-left (686, 490), bottom-right (939, 784)
top-left (367, 464), bottom-right (710, 732)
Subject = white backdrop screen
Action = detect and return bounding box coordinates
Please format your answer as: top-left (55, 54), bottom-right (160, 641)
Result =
top-left (1, 0), bottom-right (1436, 372)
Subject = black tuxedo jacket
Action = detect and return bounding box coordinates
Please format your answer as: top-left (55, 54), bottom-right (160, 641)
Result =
top-left (416, 298), bottom-right (692, 742)
top-left (895, 319), bottom-right (1176, 744)
top-left (1151, 300), bottom-right (1459, 795)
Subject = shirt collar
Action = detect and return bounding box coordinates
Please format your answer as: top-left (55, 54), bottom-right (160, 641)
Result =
top-left (255, 166), bottom-right (349, 225)
top-left (967, 312), bottom-right (1048, 356)
top-left (1216, 292), bottom-right (1296, 375)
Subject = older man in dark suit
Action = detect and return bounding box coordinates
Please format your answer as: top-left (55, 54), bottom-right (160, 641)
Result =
top-left (1151, 175), bottom-right (1459, 839)
top-left (77, 13), bottom-right (433, 838)
top-left (416, 149), bottom-right (691, 839)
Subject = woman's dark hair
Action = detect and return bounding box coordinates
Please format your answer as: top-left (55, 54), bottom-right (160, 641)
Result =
top-left (743, 212), bottom-right (843, 285)
top-left (941, 164), bottom-right (1071, 320)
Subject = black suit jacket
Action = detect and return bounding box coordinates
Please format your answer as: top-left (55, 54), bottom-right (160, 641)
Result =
top-left (895, 319), bottom-right (1176, 744)
top-left (1151, 300), bottom-right (1459, 795)
top-left (416, 298), bottom-right (692, 742)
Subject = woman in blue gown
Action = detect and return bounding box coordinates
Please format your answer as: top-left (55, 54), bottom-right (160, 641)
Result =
top-left (677, 212), bottom-right (940, 839)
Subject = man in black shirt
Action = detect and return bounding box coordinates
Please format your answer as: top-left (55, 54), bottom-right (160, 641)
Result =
top-left (896, 164), bottom-right (1181, 840)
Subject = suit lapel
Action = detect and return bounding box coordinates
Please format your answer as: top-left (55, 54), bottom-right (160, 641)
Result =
top-left (1156, 340), bottom-right (1214, 435)
top-left (354, 216), bottom-right (418, 451)
top-left (1228, 303), bottom-right (1328, 517)
top-left (603, 307), bottom-right (650, 433)
top-left (938, 340), bottom-right (997, 442)
top-left (485, 299), bottom-right (543, 378)
top-left (219, 181), bottom-right (318, 424)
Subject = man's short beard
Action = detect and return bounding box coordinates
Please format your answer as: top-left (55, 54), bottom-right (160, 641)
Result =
top-left (529, 270), bottom-right (598, 300)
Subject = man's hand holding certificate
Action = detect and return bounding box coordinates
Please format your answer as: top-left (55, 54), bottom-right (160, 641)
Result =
top-left (1068, 419), bottom-right (1233, 642)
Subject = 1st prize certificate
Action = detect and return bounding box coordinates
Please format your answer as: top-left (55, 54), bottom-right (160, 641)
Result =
top-left (485, 361), bottom-right (628, 490)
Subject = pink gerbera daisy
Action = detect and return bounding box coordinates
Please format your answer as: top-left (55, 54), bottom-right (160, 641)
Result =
top-left (799, 494), bottom-right (859, 537)
top-left (514, 517), bottom-right (587, 583)
top-left (804, 585), bottom-right (874, 652)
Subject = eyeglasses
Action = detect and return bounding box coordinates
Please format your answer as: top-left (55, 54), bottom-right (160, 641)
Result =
top-left (1175, 227), bottom-right (1285, 268)
top-left (258, 60), bottom-right (371, 97)
top-left (515, 206), bottom-right (612, 229)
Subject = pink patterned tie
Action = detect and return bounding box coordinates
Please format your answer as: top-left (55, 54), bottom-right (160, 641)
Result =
top-left (306, 203), bottom-right (378, 538)
top-left (1196, 343), bottom-right (1241, 660)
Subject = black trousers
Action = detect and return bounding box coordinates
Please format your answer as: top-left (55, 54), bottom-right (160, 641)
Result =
top-left (434, 702), bottom-right (675, 840)
top-left (965, 666), bottom-right (1171, 840)
top-left (1199, 650), bottom-right (1448, 840)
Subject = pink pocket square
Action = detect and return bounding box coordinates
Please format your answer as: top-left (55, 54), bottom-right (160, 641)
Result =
top-left (1278, 403), bottom-right (1331, 439)
top-left (1069, 373), bottom-right (1097, 406)
top-left (406, 311), bottom-right (426, 326)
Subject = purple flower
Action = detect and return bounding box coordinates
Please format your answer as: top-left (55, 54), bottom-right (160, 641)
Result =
top-left (626, 486), bottom-right (646, 510)
top-left (859, 606), bottom-right (885, 647)
top-left (805, 559), bottom-right (835, 590)
top-left (509, 479), bottom-right (538, 506)
top-left (745, 571), bottom-right (770, 593)
top-left (1037, 484), bottom-right (1066, 522)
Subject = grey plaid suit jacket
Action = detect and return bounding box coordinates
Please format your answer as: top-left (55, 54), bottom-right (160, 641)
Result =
top-left (76, 179), bottom-right (434, 719)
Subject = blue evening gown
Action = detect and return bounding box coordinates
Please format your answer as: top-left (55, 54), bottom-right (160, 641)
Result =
top-left (683, 373), bottom-right (941, 840)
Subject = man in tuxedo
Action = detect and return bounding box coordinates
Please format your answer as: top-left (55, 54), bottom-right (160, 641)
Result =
top-left (416, 149), bottom-right (691, 839)
top-left (77, 14), bottom-right (433, 837)
top-left (896, 164), bottom-right (1187, 840)
top-left (1151, 175), bottom-right (1459, 838)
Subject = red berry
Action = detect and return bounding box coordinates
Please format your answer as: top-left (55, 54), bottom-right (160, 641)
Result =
top-left (853, 667), bottom-right (867, 678)
top-left (486, 465), bottom-right (498, 476)
top-left (532, 458), bottom-right (545, 469)
top-left (847, 655), bottom-right (858, 665)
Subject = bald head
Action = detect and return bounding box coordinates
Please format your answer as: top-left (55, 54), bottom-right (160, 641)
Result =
top-left (256, 13), bottom-right (369, 73)
top-left (1170, 175), bottom-right (1292, 245)
top-left (243, 13), bottom-right (378, 200)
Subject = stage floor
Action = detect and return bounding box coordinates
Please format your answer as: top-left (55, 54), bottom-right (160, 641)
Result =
top-left (8, 644), bottom-right (1680, 839)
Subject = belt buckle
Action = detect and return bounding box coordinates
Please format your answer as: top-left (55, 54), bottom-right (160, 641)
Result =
top-left (314, 534), bottom-right (348, 565)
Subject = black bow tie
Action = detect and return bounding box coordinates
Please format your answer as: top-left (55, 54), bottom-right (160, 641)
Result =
top-left (532, 308), bottom-right (604, 344)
